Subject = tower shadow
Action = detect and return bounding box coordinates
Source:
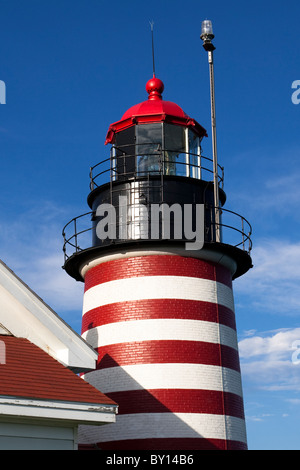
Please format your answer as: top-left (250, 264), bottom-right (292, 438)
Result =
top-left (79, 328), bottom-right (247, 451)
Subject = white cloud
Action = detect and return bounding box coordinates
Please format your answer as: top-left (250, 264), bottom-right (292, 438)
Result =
top-left (286, 399), bottom-right (300, 406)
top-left (263, 172), bottom-right (300, 211)
top-left (229, 146), bottom-right (300, 216)
top-left (239, 328), bottom-right (300, 359)
top-left (234, 238), bottom-right (300, 315)
top-left (0, 200), bottom-right (84, 320)
top-left (239, 328), bottom-right (300, 391)
top-left (21, 252), bottom-right (84, 313)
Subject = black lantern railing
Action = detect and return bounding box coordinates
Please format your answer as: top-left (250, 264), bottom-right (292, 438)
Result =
top-left (89, 144), bottom-right (224, 191)
top-left (62, 204), bottom-right (252, 264)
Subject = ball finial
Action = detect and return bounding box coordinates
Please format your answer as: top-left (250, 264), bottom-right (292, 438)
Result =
top-left (146, 76), bottom-right (164, 100)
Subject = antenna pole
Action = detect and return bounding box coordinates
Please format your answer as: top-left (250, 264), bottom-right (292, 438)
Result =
top-left (200, 21), bottom-right (220, 243)
top-left (150, 20), bottom-right (155, 77)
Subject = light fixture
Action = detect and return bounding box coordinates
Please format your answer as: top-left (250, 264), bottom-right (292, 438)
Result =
top-left (201, 20), bottom-right (213, 36)
top-left (200, 20), bottom-right (215, 51)
top-left (200, 19), bottom-right (220, 242)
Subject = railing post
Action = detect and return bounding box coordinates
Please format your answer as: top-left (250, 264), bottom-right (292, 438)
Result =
top-left (210, 204), bottom-right (214, 243)
top-left (123, 152), bottom-right (126, 177)
top-left (62, 231), bottom-right (66, 262)
top-left (197, 141), bottom-right (202, 180)
top-left (90, 167), bottom-right (94, 191)
top-left (241, 217), bottom-right (245, 250)
top-left (221, 166), bottom-right (224, 189)
top-left (74, 218), bottom-right (78, 252)
top-left (185, 129), bottom-right (189, 177)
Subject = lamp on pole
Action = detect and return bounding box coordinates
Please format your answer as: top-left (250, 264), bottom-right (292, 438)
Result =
top-left (200, 20), bottom-right (220, 243)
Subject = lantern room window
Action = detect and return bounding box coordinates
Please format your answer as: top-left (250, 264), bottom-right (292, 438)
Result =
top-left (188, 129), bottom-right (201, 179)
top-left (136, 123), bottom-right (163, 175)
top-left (164, 124), bottom-right (186, 176)
top-left (112, 124), bottom-right (202, 180)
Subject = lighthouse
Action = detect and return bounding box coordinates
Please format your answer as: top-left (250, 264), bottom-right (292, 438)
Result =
top-left (62, 34), bottom-right (252, 450)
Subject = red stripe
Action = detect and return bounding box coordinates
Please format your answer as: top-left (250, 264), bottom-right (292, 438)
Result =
top-left (93, 438), bottom-right (247, 450)
top-left (84, 255), bottom-right (232, 292)
top-left (81, 299), bottom-right (236, 334)
top-left (105, 389), bottom-right (245, 419)
top-left (95, 340), bottom-right (240, 372)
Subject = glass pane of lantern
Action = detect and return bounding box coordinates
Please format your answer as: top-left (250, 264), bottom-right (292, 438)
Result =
top-left (114, 127), bottom-right (136, 180)
top-left (136, 124), bottom-right (163, 175)
top-left (189, 129), bottom-right (200, 179)
top-left (164, 124), bottom-right (185, 176)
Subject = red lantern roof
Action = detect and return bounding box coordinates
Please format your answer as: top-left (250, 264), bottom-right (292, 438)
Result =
top-left (105, 76), bottom-right (207, 144)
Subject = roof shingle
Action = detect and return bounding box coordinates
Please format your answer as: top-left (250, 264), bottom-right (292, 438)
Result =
top-left (0, 335), bottom-right (116, 406)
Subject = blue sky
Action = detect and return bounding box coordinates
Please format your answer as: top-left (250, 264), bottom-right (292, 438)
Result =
top-left (1, 0), bottom-right (300, 450)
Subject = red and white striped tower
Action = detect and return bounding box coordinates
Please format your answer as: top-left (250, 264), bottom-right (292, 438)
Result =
top-left (63, 75), bottom-right (252, 450)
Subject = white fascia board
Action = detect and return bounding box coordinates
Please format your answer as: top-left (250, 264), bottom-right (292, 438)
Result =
top-left (0, 260), bottom-right (97, 372)
top-left (0, 396), bottom-right (117, 425)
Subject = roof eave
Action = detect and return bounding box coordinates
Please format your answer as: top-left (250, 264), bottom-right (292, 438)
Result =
top-left (105, 114), bottom-right (207, 145)
top-left (0, 396), bottom-right (118, 425)
top-left (0, 259), bottom-right (98, 373)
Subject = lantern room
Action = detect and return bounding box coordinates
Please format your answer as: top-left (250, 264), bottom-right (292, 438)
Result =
top-left (62, 75), bottom-right (252, 282)
top-left (85, 74), bottom-right (226, 250)
top-left (104, 76), bottom-right (208, 181)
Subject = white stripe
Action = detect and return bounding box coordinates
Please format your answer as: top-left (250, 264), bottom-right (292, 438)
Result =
top-left (82, 319), bottom-right (238, 350)
top-left (83, 363), bottom-right (243, 397)
top-left (82, 275), bottom-right (234, 315)
top-left (78, 413), bottom-right (247, 444)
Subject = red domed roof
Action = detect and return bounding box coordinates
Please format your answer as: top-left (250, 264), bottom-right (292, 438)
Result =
top-left (105, 76), bottom-right (207, 145)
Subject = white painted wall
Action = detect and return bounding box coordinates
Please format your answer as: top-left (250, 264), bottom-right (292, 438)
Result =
top-left (0, 420), bottom-right (78, 450)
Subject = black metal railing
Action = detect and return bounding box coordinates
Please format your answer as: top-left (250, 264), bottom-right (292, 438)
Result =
top-left (89, 144), bottom-right (224, 191)
top-left (62, 205), bottom-right (252, 263)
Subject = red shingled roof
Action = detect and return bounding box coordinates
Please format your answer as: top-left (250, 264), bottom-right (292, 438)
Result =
top-left (0, 335), bottom-right (116, 406)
